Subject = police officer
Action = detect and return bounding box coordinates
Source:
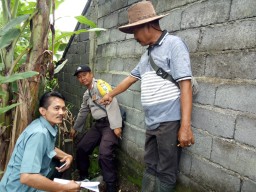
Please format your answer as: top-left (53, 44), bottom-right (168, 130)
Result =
top-left (70, 65), bottom-right (122, 192)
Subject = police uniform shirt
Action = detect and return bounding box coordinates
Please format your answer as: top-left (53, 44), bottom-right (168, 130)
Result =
top-left (73, 78), bottom-right (122, 132)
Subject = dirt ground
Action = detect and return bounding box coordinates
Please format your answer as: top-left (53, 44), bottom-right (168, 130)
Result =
top-left (79, 174), bottom-right (140, 192)
top-left (97, 177), bottom-right (140, 192)
top-left (117, 178), bottom-right (140, 192)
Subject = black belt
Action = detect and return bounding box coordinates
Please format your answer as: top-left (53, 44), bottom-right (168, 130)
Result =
top-left (94, 116), bottom-right (108, 123)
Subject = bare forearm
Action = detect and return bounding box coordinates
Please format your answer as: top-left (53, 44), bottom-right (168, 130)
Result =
top-left (54, 147), bottom-right (71, 160)
top-left (109, 76), bottom-right (137, 97)
top-left (177, 80), bottom-right (194, 147)
top-left (179, 80), bottom-right (192, 128)
top-left (20, 173), bottom-right (66, 191)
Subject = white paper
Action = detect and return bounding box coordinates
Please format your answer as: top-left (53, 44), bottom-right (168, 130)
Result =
top-left (53, 178), bottom-right (100, 192)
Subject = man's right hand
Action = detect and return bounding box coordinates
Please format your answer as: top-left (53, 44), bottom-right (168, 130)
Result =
top-left (100, 76), bottom-right (138, 105)
top-left (99, 93), bottom-right (113, 105)
top-left (70, 128), bottom-right (76, 139)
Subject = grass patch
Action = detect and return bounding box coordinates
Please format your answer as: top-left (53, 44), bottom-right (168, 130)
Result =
top-left (88, 147), bottom-right (101, 179)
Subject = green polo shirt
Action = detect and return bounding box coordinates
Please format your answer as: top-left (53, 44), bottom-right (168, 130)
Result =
top-left (0, 116), bottom-right (57, 192)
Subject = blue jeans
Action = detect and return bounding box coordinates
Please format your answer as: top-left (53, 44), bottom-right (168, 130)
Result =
top-left (144, 121), bottom-right (181, 185)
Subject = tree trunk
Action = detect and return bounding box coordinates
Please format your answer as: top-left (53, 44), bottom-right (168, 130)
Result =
top-left (0, 0), bottom-right (15, 174)
top-left (5, 0), bottom-right (52, 169)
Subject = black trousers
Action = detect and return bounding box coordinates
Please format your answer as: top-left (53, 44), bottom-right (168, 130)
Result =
top-left (47, 158), bottom-right (62, 180)
top-left (76, 119), bottom-right (118, 183)
top-left (144, 121), bottom-right (182, 185)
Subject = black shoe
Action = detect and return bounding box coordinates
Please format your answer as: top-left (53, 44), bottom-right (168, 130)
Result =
top-left (106, 182), bottom-right (117, 192)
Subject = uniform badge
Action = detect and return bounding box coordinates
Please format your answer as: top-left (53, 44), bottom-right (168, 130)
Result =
top-left (92, 94), bottom-right (97, 101)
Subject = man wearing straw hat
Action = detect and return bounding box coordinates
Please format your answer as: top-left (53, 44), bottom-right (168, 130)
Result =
top-left (101, 1), bottom-right (195, 191)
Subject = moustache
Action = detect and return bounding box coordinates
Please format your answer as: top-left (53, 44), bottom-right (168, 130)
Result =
top-left (57, 115), bottom-right (64, 120)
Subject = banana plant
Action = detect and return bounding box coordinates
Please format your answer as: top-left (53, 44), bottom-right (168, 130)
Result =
top-left (0, 71), bottom-right (38, 114)
top-left (0, 0), bottom-right (106, 175)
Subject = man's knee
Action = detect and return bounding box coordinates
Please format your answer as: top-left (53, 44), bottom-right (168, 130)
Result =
top-left (99, 140), bottom-right (116, 156)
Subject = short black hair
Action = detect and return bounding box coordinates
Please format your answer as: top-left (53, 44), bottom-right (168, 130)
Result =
top-left (39, 91), bottom-right (65, 109)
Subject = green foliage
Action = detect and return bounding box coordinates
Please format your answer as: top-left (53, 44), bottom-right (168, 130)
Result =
top-left (53, 0), bottom-right (65, 12)
top-left (46, 15), bottom-right (106, 91)
top-left (75, 15), bottom-right (106, 36)
top-left (0, 71), bottom-right (39, 84)
top-left (51, 16), bottom-right (106, 55)
top-left (0, 28), bottom-right (20, 49)
top-left (88, 148), bottom-right (100, 179)
top-left (45, 78), bottom-right (58, 92)
top-left (0, 15), bottom-right (29, 49)
top-left (54, 59), bottom-right (67, 74)
top-left (0, 103), bottom-right (21, 114)
top-left (1, 0), bottom-right (106, 174)
top-left (17, 1), bottom-right (36, 15)
top-left (0, 15), bottom-right (29, 36)
top-left (75, 16), bottom-right (97, 28)
top-left (0, 71), bottom-right (38, 114)
top-left (0, 0), bottom-right (105, 128)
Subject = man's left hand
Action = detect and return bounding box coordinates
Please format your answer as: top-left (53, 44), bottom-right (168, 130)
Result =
top-left (114, 128), bottom-right (122, 139)
top-left (55, 155), bottom-right (73, 172)
top-left (177, 126), bottom-right (195, 148)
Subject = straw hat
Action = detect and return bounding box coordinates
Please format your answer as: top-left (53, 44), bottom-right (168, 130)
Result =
top-left (119, 1), bottom-right (168, 34)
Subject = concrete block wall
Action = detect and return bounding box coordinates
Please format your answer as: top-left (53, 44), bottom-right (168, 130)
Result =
top-left (57, 0), bottom-right (256, 191)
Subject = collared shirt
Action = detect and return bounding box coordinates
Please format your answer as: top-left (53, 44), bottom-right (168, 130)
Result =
top-left (0, 116), bottom-right (57, 192)
top-left (73, 78), bottom-right (122, 132)
top-left (130, 31), bottom-right (192, 129)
